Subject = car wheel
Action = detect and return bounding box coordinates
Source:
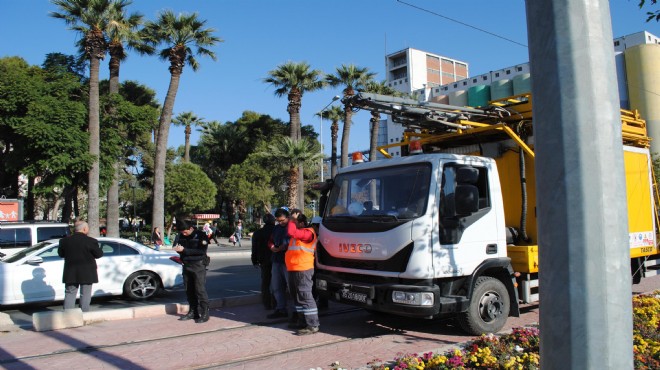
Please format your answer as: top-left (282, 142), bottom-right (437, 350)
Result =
top-left (458, 276), bottom-right (510, 335)
top-left (123, 271), bottom-right (161, 300)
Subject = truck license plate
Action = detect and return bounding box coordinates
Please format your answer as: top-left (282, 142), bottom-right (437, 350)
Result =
top-left (341, 290), bottom-right (367, 303)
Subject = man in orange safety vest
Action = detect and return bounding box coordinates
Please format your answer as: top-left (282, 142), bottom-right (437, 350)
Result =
top-left (285, 209), bottom-right (319, 335)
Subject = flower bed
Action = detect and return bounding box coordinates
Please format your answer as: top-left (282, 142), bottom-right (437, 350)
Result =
top-left (358, 291), bottom-right (660, 370)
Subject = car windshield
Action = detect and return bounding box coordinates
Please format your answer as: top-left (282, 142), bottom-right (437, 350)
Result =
top-left (325, 163), bottom-right (432, 221)
top-left (2, 241), bottom-right (52, 263)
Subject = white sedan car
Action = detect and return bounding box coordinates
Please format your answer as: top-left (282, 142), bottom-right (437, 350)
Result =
top-left (0, 237), bottom-right (184, 305)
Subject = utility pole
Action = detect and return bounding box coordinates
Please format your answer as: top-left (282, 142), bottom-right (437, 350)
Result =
top-left (526, 1), bottom-right (633, 368)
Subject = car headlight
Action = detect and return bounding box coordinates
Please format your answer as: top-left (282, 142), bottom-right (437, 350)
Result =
top-left (392, 290), bottom-right (434, 306)
top-left (316, 279), bottom-right (327, 290)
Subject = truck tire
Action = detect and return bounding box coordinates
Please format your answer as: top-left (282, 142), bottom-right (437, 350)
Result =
top-left (458, 276), bottom-right (510, 335)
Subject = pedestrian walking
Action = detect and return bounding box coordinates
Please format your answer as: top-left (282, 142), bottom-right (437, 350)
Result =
top-left (233, 220), bottom-right (243, 247)
top-left (173, 220), bottom-right (211, 323)
top-left (251, 213), bottom-right (276, 310)
top-left (151, 227), bottom-right (163, 251)
top-left (57, 220), bottom-right (103, 312)
top-left (267, 208), bottom-right (291, 319)
top-left (285, 209), bottom-right (320, 335)
top-left (210, 222), bottom-right (219, 244)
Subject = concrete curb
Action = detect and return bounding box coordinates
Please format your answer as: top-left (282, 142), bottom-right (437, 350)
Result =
top-left (32, 294), bottom-right (261, 332)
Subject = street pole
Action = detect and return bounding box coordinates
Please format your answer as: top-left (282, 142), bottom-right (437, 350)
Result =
top-left (526, 0), bottom-right (632, 368)
top-left (131, 181), bottom-right (137, 241)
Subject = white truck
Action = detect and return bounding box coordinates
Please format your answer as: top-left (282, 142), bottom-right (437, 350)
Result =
top-left (313, 93), bottom-right (659, 335)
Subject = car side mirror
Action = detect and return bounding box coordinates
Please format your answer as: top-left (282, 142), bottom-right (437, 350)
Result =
top-left (26, 256), bottom-right (44, 265)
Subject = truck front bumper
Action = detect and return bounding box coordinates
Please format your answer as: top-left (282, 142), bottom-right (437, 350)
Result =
top-left (315, 273), bottom-right (468, 318)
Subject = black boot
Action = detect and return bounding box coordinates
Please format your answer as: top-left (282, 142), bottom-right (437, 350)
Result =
top-left (178, 310), bottom-right (197, 321)
top-left (195, 307), bottom-right (209, 323)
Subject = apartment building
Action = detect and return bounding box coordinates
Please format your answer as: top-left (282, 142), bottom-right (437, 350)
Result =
top-left (382, 48), bottom-right (469, 158)
top-left (379, 31), bottom-right (660, 156)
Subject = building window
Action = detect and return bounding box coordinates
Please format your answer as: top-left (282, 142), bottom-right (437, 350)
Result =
top-left (482, 75), bottom-right (487, 81)
top-left (463, 81), bottom-right (467, 86)
top-left (435, 88), bottom-right (439, 93)
top-left (453, 83), bottom-right (458, 88)
top-left (472, 78), bottom-right (477, 83)
top-left (614, 41), bottom-right (620, 46)
top-left (506, 70), bottom-right (511, 75)
top-left (495, 72), bottom-right (500, 77)
top-left (516, 66), bottom-right (523, 72)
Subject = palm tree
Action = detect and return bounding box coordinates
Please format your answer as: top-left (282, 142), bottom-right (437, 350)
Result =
top-left (363, 80), bottom-right (399, 162)
top-left (264, 61), bottom-right (325, 140)
top-left (263, 137), bottom-right (322, 208)
top-left (172, 112), bottom-right (205, 162)
top-left (104, 1), bottom-right (143, 238)
top-left (264, 61), bottom-right (325, 209)
top-left (140, 11), bottom-right (222, 233)
top-left (326, 64), bottom-right (376, 168)
top-left (51, 0), bottom-right (116, 237)
top-left (317, 105), bottom-right (343, 179)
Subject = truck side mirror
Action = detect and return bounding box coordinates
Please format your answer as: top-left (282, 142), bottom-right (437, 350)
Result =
top-left (455, 184), bottom-right (479, 216)
top-left (456, 167), bottom-right (479, 184)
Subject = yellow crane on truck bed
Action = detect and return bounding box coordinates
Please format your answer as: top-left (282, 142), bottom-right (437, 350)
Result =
top-left (345, 92), bottom-right (659, 302)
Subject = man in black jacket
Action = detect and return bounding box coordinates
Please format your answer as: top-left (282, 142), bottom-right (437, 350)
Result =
top-left (173, 220), bottom-right (210, 323)
top-left (251, 213), bottom-right (276, 310)
top-left (58, 220), bottom-right (103, 312)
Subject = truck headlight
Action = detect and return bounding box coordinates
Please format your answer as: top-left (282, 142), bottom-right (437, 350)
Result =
top-left (316, 279), bottom-right (327, 291)
top-left (392, 291), bottom-right (434, 306)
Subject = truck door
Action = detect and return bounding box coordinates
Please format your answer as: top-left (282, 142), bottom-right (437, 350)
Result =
top-left (435, 162), bottom-right (504, 277)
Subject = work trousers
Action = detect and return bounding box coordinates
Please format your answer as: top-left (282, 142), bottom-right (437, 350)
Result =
top-left (271, 262), bottom-right (289, 312)
top-left (288, 269), bottom-right (319, 328)
top-left (64, 283), bottom-right (93, 312)
top-left (182, 261), bottom-right (209, 314)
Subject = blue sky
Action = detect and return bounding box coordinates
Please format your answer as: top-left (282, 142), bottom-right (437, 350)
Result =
top-left (1, 1), bottom-right (658, 156)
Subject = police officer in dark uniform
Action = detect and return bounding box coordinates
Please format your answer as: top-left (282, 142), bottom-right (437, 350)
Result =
top-left (173, 220), bottom-right (210, 323)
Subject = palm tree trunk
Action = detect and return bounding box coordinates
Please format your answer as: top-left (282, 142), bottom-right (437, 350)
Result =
top-left (288, 165), bottom-right (299, 209)
top-left (369, 112), bottom-right (380, 162)
top-left (106, 163), bottom-right (121, 237)
top-left (297, 164), bottom-right (304, 209)
top-left (184, 124), bottom-right (191, 162)
top-left (152, 71), bottom-right (182, 233)
top-left (340, 108), bottom-right (353, 168)
top-left (106, 51), bottom-right (121, 237)
top-left (331, 121), bottom-right (339, 178)
top-left (87, 55), bottom-right (101, 237)
top-left (288, 92), bottom-right (303, 208)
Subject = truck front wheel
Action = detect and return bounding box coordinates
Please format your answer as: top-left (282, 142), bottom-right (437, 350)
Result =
top-left (458, 276), bottom-right (510, 335)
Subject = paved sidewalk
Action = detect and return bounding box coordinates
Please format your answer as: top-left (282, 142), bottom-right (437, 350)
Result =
top-left (0, 269), bottom-right (657, 369)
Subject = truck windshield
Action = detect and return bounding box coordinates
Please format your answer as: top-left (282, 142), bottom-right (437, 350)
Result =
top-left (325, 163), bottom-right (431, 220)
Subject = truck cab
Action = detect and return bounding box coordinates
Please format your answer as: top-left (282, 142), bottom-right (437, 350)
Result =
top-left (315, 153), bottom-right (519, 335)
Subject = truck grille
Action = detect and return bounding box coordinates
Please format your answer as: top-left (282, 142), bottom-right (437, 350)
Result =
top-left (317, 242), bottom-right (414, 272)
